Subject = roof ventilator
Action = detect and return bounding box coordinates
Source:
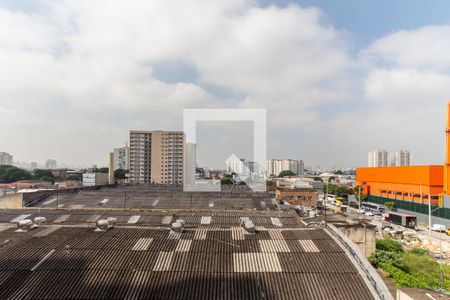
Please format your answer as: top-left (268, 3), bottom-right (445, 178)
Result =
top-left (171, 219), bottom-right (185, 233)
top-left (95, 217), bottom-right (116, 231)
top-left (16, 219), bottom-right (34, 232)
top-left (33, 217), bottom-right (47, 227)
top-left (16, 217), bottom-right (46, 232)
top-left (241, 219), bottom-right (256, 234)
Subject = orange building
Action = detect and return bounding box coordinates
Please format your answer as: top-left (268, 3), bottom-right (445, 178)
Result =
top-left (356, 102), bottom-right (450, 220)
top-left (356, 166), bottom-right (442, 205)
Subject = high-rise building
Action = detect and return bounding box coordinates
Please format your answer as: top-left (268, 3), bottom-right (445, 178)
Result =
top-left (113, 145), bottom-right (129, 170)
top-left (0, 152), bottom-right (13, 166)
top-left (368, 150), bottom-right (410, 167)
top-left (368, 150), bottom-right (388, 167)
top-left (129, 130), bottom-right (184, 184)
top-left (394, 150), bottom-right (411, 166)
top-left (44, 159), bottom-right (57, 169)
top-left (30, 162), bottom-right (37, 170)
top-left (266, 159), bottom-right (304, 176)
top-left (226, 157), bottom-right (249, 176)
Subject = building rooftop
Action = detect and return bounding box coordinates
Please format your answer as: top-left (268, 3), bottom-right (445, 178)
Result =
top-left (0, 185), bottom-right (386, 299)
top-left (0, 214), bottom-right (375, 299)
top-left (30, 184), bottom-right (276, 210)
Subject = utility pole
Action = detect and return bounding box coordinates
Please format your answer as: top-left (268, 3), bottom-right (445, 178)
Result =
top-left (324, 181), bottom-right (328, 225)
top-left (428, 194), bottom-right (432, 236)
top-left (123, 191), bottom-right (127, 212)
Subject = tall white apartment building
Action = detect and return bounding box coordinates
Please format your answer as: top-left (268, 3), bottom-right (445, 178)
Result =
top-left (113, 145), bottom-right (129, 170)
top-left (368, 149), bottom-right (410, 167)
top-left (368, 150), bottom-right (388, 167)
top-left (393, 150), bottom-right (410, 166)
top-left (226, 157), bottom-right (249, 175)
top-left (129, 130), bottom-right (184, 184)
top-left (0, 152), bottom-right (13, 166)
top-left (266, 159), bottom-right (304, 177)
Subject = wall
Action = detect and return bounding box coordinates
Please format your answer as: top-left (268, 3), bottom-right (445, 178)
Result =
top-left (335, 224), bottom-right (376, 257)
top-left (275, 188), bottom-right (318, 206)
top-left (0, 193), bottom-right (23, 208)
top-left (356, 166), bottom-right (444, 204)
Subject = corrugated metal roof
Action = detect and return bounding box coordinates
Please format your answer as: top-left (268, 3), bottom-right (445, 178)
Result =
top-left (0, 221), bottom-right (375, 300)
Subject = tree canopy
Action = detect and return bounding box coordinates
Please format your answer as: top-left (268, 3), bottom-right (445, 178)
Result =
top-left (114, 169), bottom-right (127, 179)
top-left (278, 170), bottom-right (296, 177)
top-left (32, 169), bottom-right (54, 180)
top-left (0, 165), bottom-right (32, 183)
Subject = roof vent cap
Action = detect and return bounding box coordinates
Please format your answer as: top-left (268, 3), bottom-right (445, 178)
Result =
top-left (16, 219), bottom-right (33, 232)
top-left (95, 219), bottom-right (111, 231)
top-left (106, 217), bottom-right (117, 227)
top-left (243, 220), bottom-right (256, 234)
top-left (33, 217), bottom-right (47, 226)
top-left (171, 219), bottom-right (185, 233)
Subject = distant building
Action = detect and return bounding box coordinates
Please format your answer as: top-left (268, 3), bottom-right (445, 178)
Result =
top-left (44, 159), bottom-right (57, 169)
top-left (369, 150), bottom-right (410, 167)
top-left (226, 157), bottom-right (249, 175)
top-left (82, 173), bottom-right (109, 187)
top-left (30, 162), bottom-right (37, 171)
top-left (266, 159), bottom-right (304, 176)
top-left (129, 130), bottom-right (184, 184)
top-left (393, 150), bottom-right (410, 166)
top-left (113, 145), bottom-right (129, 170)
top-left (275, 188), bottom-right (318, 206)
top-left (0, 152), bottom-right (13, 166)
top-left (368, 150), bottom-right (387, 167)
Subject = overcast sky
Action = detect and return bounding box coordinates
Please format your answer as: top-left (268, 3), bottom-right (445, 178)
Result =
top-left (1, 0), bottom-right (450, 169)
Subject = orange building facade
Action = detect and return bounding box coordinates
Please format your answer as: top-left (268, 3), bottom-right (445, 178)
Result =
top-left (356, 166), bottom-right (443, 205)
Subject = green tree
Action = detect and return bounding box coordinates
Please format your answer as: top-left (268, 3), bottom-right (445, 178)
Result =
top-left (221, 178), bottom-right (233, 185)
top-left (40, 176), bottom-right (55, 184)
top-left (0, 165), bottom-right (31, 183)
top-left (97, 167), bottom-right (109, 173)
top-left (67, 175), bottom-right (81, 181)
top-left (278, 170), bottom-right (296, 177)
top-left (114, 169), bottom-right (127, 179)
top-left (32, 169), bottom-right (54, 180)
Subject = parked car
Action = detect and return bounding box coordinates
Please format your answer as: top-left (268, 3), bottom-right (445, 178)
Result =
top-left (364, 211), bottom-right (374, 217)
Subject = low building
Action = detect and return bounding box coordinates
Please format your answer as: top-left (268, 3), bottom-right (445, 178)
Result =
top-left (82, 173), bottom-right (109, 187)
top-left (275, 188), bottom-right (318, 206)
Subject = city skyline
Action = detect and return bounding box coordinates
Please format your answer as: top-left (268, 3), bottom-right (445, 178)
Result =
top-left (2, 1), bottom-right (450, 168)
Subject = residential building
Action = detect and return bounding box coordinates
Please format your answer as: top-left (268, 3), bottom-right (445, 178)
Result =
top-left (30, 162), bottom-right (37, 170)
top-left (394, 150), bottom-right (411, 166)
top-left (129, 130), bottom-right (184, 184)
top-left (113, 145), bottom-right (129, 170)
top-left (129, 131), bottom-right (152, 183)
top-left (266, 159), bottom-right (304, 176)
top-left (369, 149), bottom-right (410, 167)
top-left (44, 159), bottom-right (57, 169)
top-left (226, 156), bottom-right (249, 175)
top-left (368, 150), bottom-right (387, 167)
top-left (82, 173), bottom-right (109, 187)
top-left (0, 152), bottom-right (13, 166)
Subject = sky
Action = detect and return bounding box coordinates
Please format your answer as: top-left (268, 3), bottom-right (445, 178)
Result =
top-left (1, 0), bottom-right (450, 169)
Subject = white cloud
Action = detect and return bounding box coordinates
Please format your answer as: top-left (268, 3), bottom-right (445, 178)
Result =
top-left (363, 25), bottom-right (450, 71)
